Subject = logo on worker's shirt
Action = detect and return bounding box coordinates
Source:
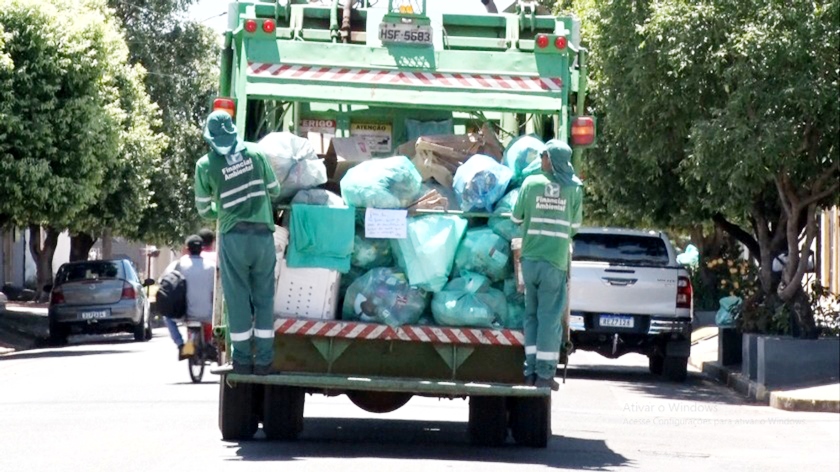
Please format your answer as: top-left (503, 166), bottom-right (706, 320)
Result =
top-left (225, 151), bottom-right (244, 166)
top-left (545, 183), bottom-right (561, 198)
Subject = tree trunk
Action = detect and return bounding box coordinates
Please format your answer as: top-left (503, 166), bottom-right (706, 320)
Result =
top-left (70, 233), bottom-right (97, 262)
top-left (101, 229), bottom-right (112, 259)
top-left (28, 225), bottom-right (59, 302)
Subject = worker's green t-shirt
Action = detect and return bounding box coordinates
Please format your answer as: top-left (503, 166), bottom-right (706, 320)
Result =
top-left (194, 142), bottom-right (280, 234)
top-left (510, 172), bottom-right (583, 270)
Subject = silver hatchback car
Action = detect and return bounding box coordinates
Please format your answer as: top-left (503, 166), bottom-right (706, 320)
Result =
top-left (48, 259), bottom-right (154, 344)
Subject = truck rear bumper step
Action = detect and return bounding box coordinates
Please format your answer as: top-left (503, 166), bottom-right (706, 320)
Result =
top-left (211, 368), bottom-right (550, 397)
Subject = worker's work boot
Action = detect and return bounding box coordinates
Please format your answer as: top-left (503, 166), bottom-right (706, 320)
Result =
top-left (524, 374), bottom-right (536, 386)
top-left (232, 361), bottom-right (253, 375)
top-left (534, 376), bottom-right (560, 391)
top-left (254, 364), bottom-right (276, 376)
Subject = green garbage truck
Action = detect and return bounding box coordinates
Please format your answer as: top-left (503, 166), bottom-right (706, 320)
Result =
top-left (209, 0), bottom-right (595, 448)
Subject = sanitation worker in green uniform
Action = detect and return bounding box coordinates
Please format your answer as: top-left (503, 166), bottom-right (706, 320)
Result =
top-left (194, 111), bottom-right (281, 375)
top-left (510, 139), bottom-right (582, 390)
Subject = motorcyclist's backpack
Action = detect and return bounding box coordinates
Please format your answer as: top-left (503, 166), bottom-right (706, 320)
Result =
top-left (156, 265), bottom-right (187, 319)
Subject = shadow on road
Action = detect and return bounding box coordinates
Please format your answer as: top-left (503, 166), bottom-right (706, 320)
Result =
top-left (566, 364), bottom-right (747, 405)
top-left (0, 348), bottom-right (127, 361)
top-left (226, 418), bottom-right (630, 469)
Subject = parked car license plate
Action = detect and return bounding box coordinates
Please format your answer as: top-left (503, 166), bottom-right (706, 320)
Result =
top-left (379, 22), bottom-right (433, 45)
top-left (599, 315), bottom-right (634, 328)
top-left (81, 310), bottom-right (109, 320)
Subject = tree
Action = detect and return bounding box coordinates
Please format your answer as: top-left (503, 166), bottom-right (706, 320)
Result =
top-left (107, 0), bottom-right (221, 247)
top-left (1, 0), bottom-right (166, 296)
top-left (578, 0), bottom-right (839, 336)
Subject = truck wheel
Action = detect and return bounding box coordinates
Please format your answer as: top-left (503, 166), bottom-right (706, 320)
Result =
top-left (648, 354), bottom-right (664, 375)
top-left (218, 377), bottom-right (258, 441)
top-left (263, 385), bottom-right (305, 440)
top-left (509, 396), bottom-right (551, 448)
top-left (468, 396), bottom-right (508, 447)
top-left (663, 355), bottom-right (688, 382)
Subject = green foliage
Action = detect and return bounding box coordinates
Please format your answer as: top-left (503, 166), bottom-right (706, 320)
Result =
top-left (108, 0), bottom-right (220, 246)
top-left (0, 0), bottom-right (123, 228)
top-left (809, 282), bottom-right (840, 337)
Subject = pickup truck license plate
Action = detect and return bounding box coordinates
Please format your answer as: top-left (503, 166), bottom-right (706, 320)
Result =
top-left (599, 315), bottom-right (634, 328)
top-left (379, 22), bottom-right (433, 45)
top-left (81, 310), bottom-right (109, 320)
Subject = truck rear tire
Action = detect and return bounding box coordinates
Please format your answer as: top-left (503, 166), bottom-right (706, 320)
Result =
top-left (263, 385), bottom-right (305, 440)
top-left (508, 396), bottom-right (551, 448)
top-left (468, 396), bottom-right (508, 447)
top-left (663, 355), bottom-right (688, 382)
top-left (219, 377), bottom-right (259, 441)
top-left (648, 354), bottom-right (664, 375)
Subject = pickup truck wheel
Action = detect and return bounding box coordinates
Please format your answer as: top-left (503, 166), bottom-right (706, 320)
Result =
top-left (468, 396), bottom-right (508, 447)
top-left (219, 377), bottom-right (258, 440)
top-left (663, 355), bottom-right (688, 382)
top-left (509, 396), bottom-right (551, 448)
top-left (263, 385), bottom-right (305, 440)
top-left (648, 355), bottom-right (664, 375)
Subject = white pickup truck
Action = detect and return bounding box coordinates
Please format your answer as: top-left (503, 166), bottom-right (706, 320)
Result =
top-left (569, 227), bottom-right (693, 381)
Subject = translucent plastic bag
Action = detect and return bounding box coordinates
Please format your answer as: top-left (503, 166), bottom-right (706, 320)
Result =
top-left (431, 272), bottom-right (507, 328)
top-left (340, 155), bottom-right (423, 208)
top-left (501, 278), bottom-right (525, 329)
top-left (453, 154), bottom-right (513, 212)
top-left (259, 132), bottom-right (327, 200)
top-left (503, 135), bottom-right (545, 187)
top-left (488, 188), bottom-right (522, 241)
top-left (677, 244), bottom-right (700, 268)
top-left (342, 268), bottom-right (429, 326)
top-left (391, 215), bottom-right (468, 292)
top-left (352, 229), bottom-right (394, 269)
top-left (291, 188), bottom-right (345, 206)
top-left (453, 227), bottom-right (511, 282)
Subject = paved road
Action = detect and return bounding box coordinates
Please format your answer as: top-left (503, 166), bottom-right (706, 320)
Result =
top-left (0, 329), bottom-right (838, 472)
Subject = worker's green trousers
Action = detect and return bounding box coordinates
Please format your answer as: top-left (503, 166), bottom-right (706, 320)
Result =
top-left (521, 259), bottom-right (567, 380)
top-left (219, 223), bottom-right (276, 367)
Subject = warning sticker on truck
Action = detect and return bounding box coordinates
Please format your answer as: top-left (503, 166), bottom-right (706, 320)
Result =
top-left (350, 123), bottom-right (392, 154)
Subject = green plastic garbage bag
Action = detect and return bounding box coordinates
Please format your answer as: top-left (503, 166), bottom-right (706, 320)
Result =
top-left (431, 272), bottom-right (507, 328)
top-left (453, 227), bottom-right (511, 282)
top-left (677, 244), bottom-right (700, 268)
top-left (352, 228), bottom-right (394, 269)
top-left (342, 268), bottom-right (429, 327)
top-left (715, 296), bottom-right (742, 327)
top-left (503, 135), bottom-right (545, 188)
top-left (488, 188), bottom-right (523, 241)
top-left (392, 215), bottom-right (468, 292)
top-left (340, 155), bottom-right (423, 209)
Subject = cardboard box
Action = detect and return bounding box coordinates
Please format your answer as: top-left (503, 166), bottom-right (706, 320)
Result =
top-left (323, 137), bottom-right (371, 184)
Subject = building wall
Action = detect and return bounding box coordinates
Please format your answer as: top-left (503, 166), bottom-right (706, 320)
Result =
top-left (820, 206), bottom-right (840, 295)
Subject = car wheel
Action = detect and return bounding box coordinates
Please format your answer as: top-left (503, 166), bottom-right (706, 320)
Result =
top-left (133, 311), bottom-right (147, 342)
top-left (144, 308), bottom-right (153, 341)
top-left (49, 319), bottom-right (69, 346)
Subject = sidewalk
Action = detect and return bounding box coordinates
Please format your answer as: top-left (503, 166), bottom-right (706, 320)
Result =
top-left (689, 326), bottom-right (840, 413)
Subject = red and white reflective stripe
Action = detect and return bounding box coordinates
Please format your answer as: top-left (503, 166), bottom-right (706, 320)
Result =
top-left (248, 63), bottom-right (562, 92)
top-left (274, 318), bottom-right (524, 346)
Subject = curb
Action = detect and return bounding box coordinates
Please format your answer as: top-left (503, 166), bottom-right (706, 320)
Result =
top-left (770, 393), bottom-right (840, 414)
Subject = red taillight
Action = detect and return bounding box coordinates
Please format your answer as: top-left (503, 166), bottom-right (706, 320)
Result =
top-left (555, 36), bottom-right (567, 50)
top-left (51, 288), bottom-right (65, 305)
top-left (213, 98), bottom-right (235, 118)
top-left (244, 19), bottom-right (257, 33)
top-left (536, 34), bottom-right (549, 49)
top-left (121, 283), bottom-right (137, 300)
top-left (676, 276), bottom-right (693, 309)
top-left (571, 116), bottom-right (596, 147)
top-left (262, 19), bottom-right (276, 34)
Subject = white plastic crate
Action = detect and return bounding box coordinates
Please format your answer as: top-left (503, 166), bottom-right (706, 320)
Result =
top-left (273, 258), bottom-right (340, 320)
